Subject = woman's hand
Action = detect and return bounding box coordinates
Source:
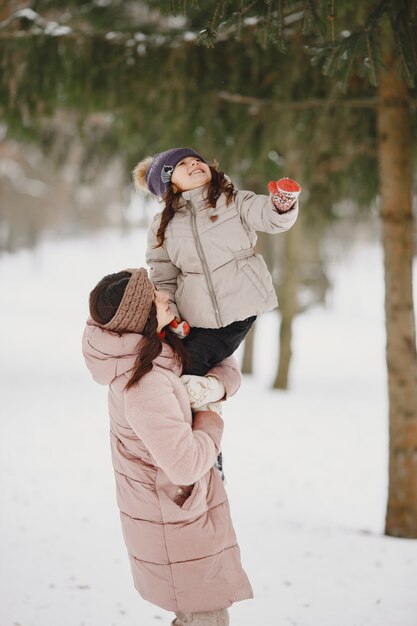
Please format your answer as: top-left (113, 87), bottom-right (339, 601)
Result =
top-left (195, 401), bottom-right (223, 416)
top-left (180, 374), bottom-right (225, 409)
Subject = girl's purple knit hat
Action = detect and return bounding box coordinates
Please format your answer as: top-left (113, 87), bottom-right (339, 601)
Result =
top-left (145, 148), bottom-right (205, 197)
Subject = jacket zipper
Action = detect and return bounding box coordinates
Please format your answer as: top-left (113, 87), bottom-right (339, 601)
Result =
top-left (189, 203), bottom-right (223, 327)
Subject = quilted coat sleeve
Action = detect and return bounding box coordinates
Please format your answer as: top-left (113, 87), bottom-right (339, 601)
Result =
top-left (207, 356), bottom-right (241, 399)
top-left (235, 188), bottom-right (298, 235)
top-left (124, 371), bottom-right (223, 485)
top-left (146, 214), bottom-right (180, 319)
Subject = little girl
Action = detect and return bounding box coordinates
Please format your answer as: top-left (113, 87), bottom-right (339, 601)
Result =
top-left (133, 147), bottom-right (300, 379)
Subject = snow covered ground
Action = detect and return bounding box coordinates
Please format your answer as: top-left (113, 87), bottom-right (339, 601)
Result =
top-left (1, 224), bottom-right (416, 626)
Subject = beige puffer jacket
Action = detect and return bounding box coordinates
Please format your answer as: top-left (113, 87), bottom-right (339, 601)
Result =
top-left (146, 185), bottom-right (298, 328)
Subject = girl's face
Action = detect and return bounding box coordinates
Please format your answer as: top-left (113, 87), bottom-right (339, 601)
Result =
top-left (154, 289), bottom-right (175, 332)
top-left (171, 156), bottom-right (212, 192)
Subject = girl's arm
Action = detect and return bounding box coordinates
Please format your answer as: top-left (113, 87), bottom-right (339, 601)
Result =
top-left (235, 188), bottom-right (298, 235)
top-left (124, 372), bottom-right (223, 485)
top-left (146, 214), bottom-right (180, 319)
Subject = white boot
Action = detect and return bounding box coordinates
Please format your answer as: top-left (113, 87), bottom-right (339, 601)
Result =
top-left (172, 609), bottom-right (229, 626)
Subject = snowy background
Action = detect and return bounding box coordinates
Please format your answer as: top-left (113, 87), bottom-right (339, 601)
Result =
top-left (1, 221), bottom-right (416, 626)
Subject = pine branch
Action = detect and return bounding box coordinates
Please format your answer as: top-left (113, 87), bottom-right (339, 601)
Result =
top-left (365, 30), bottom-right (377, 86)
top-left (389, 0), bottom-right (417, 87)
top-left (209, 0), bottom-right (222, 32)
top-left (217, 90), bottom-right (417, 109)
top-left (327, 0), bottom-right (335, 42)
top-left (306, 0), bottom-right (327, 39)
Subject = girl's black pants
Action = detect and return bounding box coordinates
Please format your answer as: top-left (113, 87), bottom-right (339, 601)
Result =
top-left (182, 316), bottom-right (256, 376)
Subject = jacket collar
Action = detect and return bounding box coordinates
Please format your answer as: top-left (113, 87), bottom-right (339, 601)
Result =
top-left (179, 185), bottom-right (210, 210)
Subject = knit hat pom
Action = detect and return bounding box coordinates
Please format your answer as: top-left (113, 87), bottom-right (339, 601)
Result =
top-left (132, 157), bottom-right (153, 193)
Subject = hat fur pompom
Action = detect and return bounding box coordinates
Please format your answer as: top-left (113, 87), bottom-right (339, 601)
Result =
top-left (132, 157), bottom-right (153, 193)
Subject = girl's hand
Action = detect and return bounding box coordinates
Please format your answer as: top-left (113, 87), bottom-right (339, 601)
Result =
top-left (268, 177), bottom-right (301, 212)
top-left (169, 318), bottom-right (190, 338)
top-left (180, 374), bottom-right (225, 408)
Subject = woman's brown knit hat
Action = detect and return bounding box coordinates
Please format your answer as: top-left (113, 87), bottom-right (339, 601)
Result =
top-left (102, 268), bottom-right (154, 334)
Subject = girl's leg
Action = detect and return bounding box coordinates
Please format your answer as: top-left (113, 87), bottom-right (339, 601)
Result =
top-left (182, 317), bottom-right (256, 480)
top-left (182, 316), bottom-right (256, 376)
top-left (172, 609), bottom-right (229, 626)
top-left (182, 327), bottom-right (220, 376)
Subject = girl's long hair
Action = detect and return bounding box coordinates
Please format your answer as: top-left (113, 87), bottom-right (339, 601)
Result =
top-left (155, 164), bottom-right (236, 247)
top-left (89, 271), bottom-right (188, 390)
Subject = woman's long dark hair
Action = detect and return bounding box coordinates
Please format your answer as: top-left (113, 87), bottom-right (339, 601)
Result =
top-left (89, 271), bottom-right (188, 390)
top-left (155, 164), bottom-right (236, 247)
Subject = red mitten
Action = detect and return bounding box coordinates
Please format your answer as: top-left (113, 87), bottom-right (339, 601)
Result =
top-left (268, 177), bottom-right (301, 212)
top-left (170, 318), bottom-right (190, 338)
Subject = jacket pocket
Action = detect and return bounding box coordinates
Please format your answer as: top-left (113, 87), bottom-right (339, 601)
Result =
top-left (175, 478), bottom-right (207, 511)
top-left (241, 261), bottom-right (269, 299)
top-left (173, 483), bottom-right (195, 507)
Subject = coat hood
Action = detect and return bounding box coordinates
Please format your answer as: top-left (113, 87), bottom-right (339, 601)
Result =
top-left (82, 318), bottom-right (181, 385)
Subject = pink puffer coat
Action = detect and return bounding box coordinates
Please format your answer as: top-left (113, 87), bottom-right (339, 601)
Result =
top-left (82, 319), bottom-right (253, 613)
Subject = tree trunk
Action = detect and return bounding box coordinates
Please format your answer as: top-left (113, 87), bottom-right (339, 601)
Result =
top-left (377, 62), bottom-right (417, 538)
top-left (273, 220), bottom-right (300, 389)
top-left (241, 321), bottom-right (255, 374)
top-left (0, 1), bottom-right (12, 21)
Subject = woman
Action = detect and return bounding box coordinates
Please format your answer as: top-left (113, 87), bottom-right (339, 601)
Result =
top-left (82, 268), bottom-right (253, 626)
